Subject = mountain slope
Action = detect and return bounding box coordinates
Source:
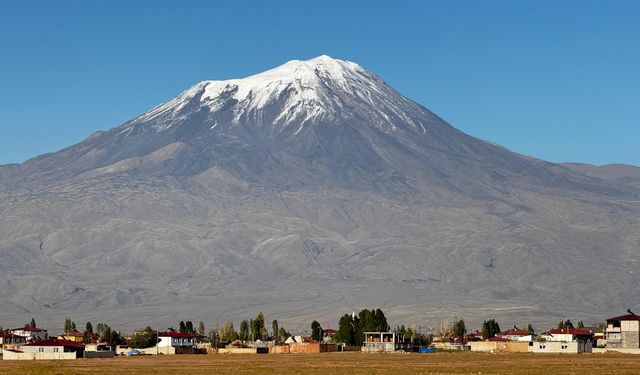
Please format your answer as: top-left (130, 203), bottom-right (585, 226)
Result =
top-left (0, 56), bottom-right (639, 329)
top-left (562, 163), bottom-right (640, 189)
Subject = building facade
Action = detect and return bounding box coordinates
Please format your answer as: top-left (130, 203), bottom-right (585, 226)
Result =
top-left (606, 313), bottom-right (640, 349)
top-left (157, 331), bottom-right (197, 348)
top-left (538, 328), bottom-right (593, 353)
top-left (362, 332), bottom-right (413, 352)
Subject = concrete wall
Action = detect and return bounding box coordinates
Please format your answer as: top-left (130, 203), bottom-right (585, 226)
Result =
top-left (432, 343), bottom-right (464, 351)
top-left (84, 351), bottom-right (115, 359)
top-left (469, 342), bottom-right (529, 353)
top-left (218, 347), bottom-right (258, 354)
top-left (115, 345), bottom-right (172, 355)
top-left (269, 345), bottom-right (291, 354)
top-left (3, 351), bottom-right (77, 360)
top-left (608, 320), bottom-right (640, 349)
top-left (289, 342), bottom-right (336, 353)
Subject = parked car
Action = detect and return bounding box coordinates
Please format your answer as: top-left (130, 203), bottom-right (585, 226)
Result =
top-left (127, 349), bottom-right (142, 356)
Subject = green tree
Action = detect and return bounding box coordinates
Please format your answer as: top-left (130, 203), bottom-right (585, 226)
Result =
top-left (374, 308), bottom-right (389, 332)
top-left (85, 322), bottom-right (93, 335)
top-left (64, 318), bottom-right (77, 333)
top-left (30, 318), bottom-right (36, 329)
top-left (185, 321), bottom-right (194, 333)
top-left (239, 320), bottom-right (250, 341)
top-left (481, 319), bottom-right (501, 339)
top-left (526, 323), bottom-right (535, 335)
top-left (108, 329), bottom-right (122, 346)
top-left (219, 322), bottom-right (238, 341)
top-left (335, 314), bottom-right (358, 346)
top-left (198, 321), bottom-right (205, 336)
top-left (255, 312), bottom-right (266, 339)
top-left (278, 327), bottom-right (289, 341)
top-left (103, 327), bottom-right (112, 343)
top-left (83, 331), bottom-right (90, 344)
top-left (249, 319), bottom-right (256, 341)
top-left (179, 321), bottom-right (187, 333)
top-left (64, 318), bottom-right (73, 333)
top-left (452, 318), bottom-right (466, 339)
top-left (96, 323), bottom-right (106, 339)
top-left (311, 320), bottom-right (323, 341)
top-left (128, 327), bottom-right (157, 348)
top-left (577, 320), bottom-right (585, 329)
top-left (358, 309), bottom-right (376, 333)
top-left (272, 320), bottom-right (279, 341)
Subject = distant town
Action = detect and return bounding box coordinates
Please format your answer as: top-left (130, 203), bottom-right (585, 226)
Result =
top-left (2, 308), bottom-right (640, 360)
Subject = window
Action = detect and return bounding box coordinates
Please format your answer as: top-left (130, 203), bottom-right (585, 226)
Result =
top-left (54, 347), bottom-right (59, 353)
top-left (39, 348), bottom-right (44, 352)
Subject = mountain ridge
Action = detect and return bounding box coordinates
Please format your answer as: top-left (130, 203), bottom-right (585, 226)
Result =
top-left (0, 56), bottom-right (639, 329)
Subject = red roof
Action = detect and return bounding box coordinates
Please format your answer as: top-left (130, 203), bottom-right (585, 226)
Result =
top-left (607, 314), bottom-right (640, 322)
top-left (323, 329), bottom-right (337, 334)
top-left (158, 331), bottom-right (198, 338)
top-left (24, 338), bottom-right (84, 348)
top-left (498, 328), bottom-right (528, 336)
top-left (543, 328), bottom-right (593, 336)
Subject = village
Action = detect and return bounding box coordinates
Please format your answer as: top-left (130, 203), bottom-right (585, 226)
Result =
top-left (2, 308), bottom-right (640, 360)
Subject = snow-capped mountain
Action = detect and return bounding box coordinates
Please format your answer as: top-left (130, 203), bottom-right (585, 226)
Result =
top-left (127, 55), bottom-right (432, 134)
top-left (0, 56), bottom-right (639, 329)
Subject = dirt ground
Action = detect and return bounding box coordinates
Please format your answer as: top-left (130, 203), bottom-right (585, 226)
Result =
top-left (2, 351), bottom-right (640, 375)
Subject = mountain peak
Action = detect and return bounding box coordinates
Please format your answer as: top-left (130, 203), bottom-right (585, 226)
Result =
top-left (131, 55), bottom-right (430, 135)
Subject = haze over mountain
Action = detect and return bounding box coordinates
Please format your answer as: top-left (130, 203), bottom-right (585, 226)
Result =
top-left (1, 56), bottom-right (639, 329)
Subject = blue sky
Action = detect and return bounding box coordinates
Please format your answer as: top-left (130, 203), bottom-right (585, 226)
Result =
top-left (0, 0), bottom-right (638, 166)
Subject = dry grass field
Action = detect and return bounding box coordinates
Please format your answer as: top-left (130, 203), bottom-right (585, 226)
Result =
top-left (2, 352), bottom-right (640, 375)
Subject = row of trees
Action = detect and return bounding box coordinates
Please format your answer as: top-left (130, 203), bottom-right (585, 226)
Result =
top-left (215, 312), bottom-right (291, 343)
top-left (60, 318), bottom-right (120, 345)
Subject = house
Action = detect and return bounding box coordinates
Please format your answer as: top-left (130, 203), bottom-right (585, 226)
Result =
top-left (2, 338), bottom-right (84, 360)
top-left (534, 328), bottom-right (593, 353)
top-left (605, 313), bottom-right (640, 351)
top-left (9, 326), bottom-right (48, 341)
top-left (155, 331), bottom-right (199, 354)
top-left (322, 328), bottom-right (337, 343)
top-left (158, 331), bottom-right (197, 348)
top-left (466, 330), bottom-right (484, 342)
top-left (496, 327), bottom-right (532, 342)
top-left (362, 332), bottom-right (413, 353)
top-left (0, 332), bottom-right (27, 353)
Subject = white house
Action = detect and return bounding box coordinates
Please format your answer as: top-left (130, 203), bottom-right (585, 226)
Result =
top-left (496, 328), bottom-right (532, 342)
top-left (157, 331), bottom-right (197, 348)
top-left (3, 338), bottom-right (84, 360)
top-left (535, 328), bottom-right (593, 353)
